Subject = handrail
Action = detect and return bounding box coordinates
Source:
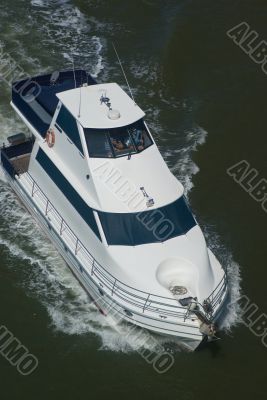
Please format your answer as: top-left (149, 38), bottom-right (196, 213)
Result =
top-left (18, 170), bottom-right (227, 321)
top-left (207, 274), bottom-right (227, 308)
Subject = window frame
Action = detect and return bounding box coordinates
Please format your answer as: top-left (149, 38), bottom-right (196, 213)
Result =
top-left (97, 196), bottom-right (197, 246)
top-left (84, 119), bottom-right (154, 159)
top-left (56, 104), bottom-right (84, 155)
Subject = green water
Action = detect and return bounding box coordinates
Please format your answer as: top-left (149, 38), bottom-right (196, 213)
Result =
top-left (0, 1), bottom-right (266, 399)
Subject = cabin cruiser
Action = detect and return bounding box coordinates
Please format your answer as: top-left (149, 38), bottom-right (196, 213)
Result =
top-left (0, 69), bottom-right (228, 350)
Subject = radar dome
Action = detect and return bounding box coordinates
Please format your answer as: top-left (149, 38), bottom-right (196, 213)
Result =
top-left (108, 109), bottom-right (121, 120)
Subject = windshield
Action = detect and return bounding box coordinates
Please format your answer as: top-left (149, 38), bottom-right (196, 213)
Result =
top-left (84, 119), bottom-right (153, 158)
top-left (98, 196), bottom-right (196, 246)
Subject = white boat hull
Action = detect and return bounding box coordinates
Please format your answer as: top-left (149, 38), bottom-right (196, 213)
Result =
top-left (1, 168), bottom-right (208, 350)
top-left (1, 69), bottom-right (230, 352)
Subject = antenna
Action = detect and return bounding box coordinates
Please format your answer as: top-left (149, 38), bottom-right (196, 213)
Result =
top-left (78, 72), bottom-right (82, 118)
top-left (72, 57), bottom-right (81, 118)
top-left (72, 57), bottom-right (77, 89)
top-left (112, 42), bottom-right (135, 103)
top-left (78, 90), bottom-right (82, 118)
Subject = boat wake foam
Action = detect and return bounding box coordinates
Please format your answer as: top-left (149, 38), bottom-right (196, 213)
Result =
top-left (128, 58), bottom-right (207, 195)
top-left (204, 226), bottom-right (242, 331)
top-left (170, 126), bottom-right (207, 196)
top-left (30, 0), bottom-right (106, 77)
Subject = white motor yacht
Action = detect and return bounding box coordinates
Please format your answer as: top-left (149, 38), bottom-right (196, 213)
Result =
top-left (0, 69), bottom-right (228, 350)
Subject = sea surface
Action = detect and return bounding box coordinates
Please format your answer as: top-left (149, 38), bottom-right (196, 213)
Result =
top-left (0, 1), bottom-right (266, 399)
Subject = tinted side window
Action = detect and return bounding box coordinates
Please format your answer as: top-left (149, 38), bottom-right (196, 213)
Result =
top-left (36, 148), bottom-right (101, 241)
top-left (57, 105), bottom-right (84, 154)
top-left (84, 129), bottom-right (113, 158)
top-left (98, 196), bottom-right (196, 246)
top-left (84, 119), bottom-right (154, 159)
top-left (128, 120), bottom-right (153, 152)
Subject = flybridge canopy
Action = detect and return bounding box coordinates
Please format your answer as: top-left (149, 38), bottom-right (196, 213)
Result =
top-left (11, 69), bottom-right (96, 138)
top-left (56, 83), bottom-right (145, 129)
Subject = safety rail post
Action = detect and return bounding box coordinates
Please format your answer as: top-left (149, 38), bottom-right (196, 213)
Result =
top-left (31, 181), bottom-right (35, 197)
top-left (45, 199), bottom-right (50, 216)
top-left (210, 291), bottom-right (214, 303)
top-left (75, 237), bottom-right (79, 255)
top-left (111, 279), bottom-right (117, 296)
top-left (91, 259), bottom-right (95, 276)
top-left (60, 218), bottom-right (64, 236)
top-left (142, 294), bottom-right (150, 313)
top-left (184, 308), bottom-right (190, 322)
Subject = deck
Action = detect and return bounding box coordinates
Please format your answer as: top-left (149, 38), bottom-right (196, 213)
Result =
top-left (11, 154), bottom-right (31, 174)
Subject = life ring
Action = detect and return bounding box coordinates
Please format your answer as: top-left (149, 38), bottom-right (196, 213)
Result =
top-left (46, 129), bottom-right (55, 148)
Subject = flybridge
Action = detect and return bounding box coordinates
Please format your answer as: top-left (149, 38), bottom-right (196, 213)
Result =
top-left (56, 83), bottom-right (145, 129)
top-left (11, 69), bottom-right (144, 135)
top-left (11, 69), bottom-right (96, 139)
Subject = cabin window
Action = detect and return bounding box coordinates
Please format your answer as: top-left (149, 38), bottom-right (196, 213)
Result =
top-left (84, 119), bottom-right (153, 158)
top-left (98, 196), bottom-right (196, 246)
top-left (56, 105), bottom-right (84, 154)
top-left (85, 129), bottom-right (113, 158)
top-left (36, 148), bottom-right (101, 241)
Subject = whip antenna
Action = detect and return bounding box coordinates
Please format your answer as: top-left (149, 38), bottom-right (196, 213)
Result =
top-left (72, 57), bottom-right (77, 89)
top-left (78, 88), bottom-right (82, 118)
top-left (112, 42), bottom-right (135, 103)
top-left (72, 57), bottom-right (81, 118)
